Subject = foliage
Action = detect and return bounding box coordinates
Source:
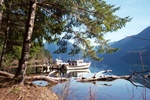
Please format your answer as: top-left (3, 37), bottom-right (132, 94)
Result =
top-left (33, 48), bottom-right (52, 60)
top-left (35, 0), bottom-right (131, 60)
top-left (2, 0), bottom-right (130, 60)
top-left (0, 0), bottom-right (131, 69)
top-left (0, 0), bottom-right (47, 64)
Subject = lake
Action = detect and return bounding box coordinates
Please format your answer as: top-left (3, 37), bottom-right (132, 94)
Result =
top-left (34, 65), bottom-right (150, 100)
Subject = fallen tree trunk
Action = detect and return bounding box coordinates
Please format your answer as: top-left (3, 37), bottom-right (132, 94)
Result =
top-left (0, 71), bottom-right (68, 85)
top-left (77, 70), bottom-right (150, 82)
top-left (1, 70), bottom-right (149, 86)
top-left (25, 76), bottom-right (58, 83)
top-left (47, 70), bottom-right (57, 76)
top-left (77, 75), bottom-right (131, 82)
top-left (0, 71), bottom-right (14, 78)
top-left (25, 76), bottom-right (68, 83)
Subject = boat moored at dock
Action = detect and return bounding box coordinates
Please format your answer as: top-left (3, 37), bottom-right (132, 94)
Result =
top-left (53, 59), bottom-right (91, 70)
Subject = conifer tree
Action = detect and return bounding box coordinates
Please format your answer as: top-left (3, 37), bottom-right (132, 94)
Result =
top-left (1, 0), bottom-right (131, 82)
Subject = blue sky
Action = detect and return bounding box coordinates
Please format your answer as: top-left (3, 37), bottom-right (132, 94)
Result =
top-left (104, 0), bottom-right (150, 42)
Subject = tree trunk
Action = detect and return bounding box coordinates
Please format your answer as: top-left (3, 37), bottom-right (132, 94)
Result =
top-left (14, 0), bottom-right (37, 83)
top-left (0, 21), bottom-right (10, 68)
top-left (0, 11), bottom-right (10, 68)
top-left (0, 0), bottom-right (4, 68)
top-left (0, 0), bottom-right (4, 26)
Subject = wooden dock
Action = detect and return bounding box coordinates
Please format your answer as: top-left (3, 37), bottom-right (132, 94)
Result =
top-left (7, 59), bottom-right (53, 74)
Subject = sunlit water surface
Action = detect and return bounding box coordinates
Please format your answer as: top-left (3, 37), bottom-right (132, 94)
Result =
top-left (33, 66), bottom-right (150, 100)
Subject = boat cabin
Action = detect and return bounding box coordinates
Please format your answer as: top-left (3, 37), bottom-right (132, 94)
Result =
top-left (68, 59), bottom-right (86, 66)
top-left (53, 59), bottom-right (63, 65)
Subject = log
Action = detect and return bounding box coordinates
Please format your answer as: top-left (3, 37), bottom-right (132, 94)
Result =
top-left (0, 71), bottom-right (14, 78)
top-left (25, 75), bottom-right (58, 83)
top-left (25, 75), bottom-right (68, 83)
top-left (77, 70), bottom-right (150, 83)
top-left (0, 70), bottom-right (149, 86)
top-left (47, 70), bottom-right (57, 76)
top-left (0, 71), bottom-right (68, 84)
top-left (92, 70), bottom-right (112, 78)
top-left (77, 75), bottom-right (131, 82)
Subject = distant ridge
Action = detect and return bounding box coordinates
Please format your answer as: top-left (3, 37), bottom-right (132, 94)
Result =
top-left (44, 26), bottom-right (150, 74)
top-left (101, 26), bottom-right (150, 65)
top-left (44, 42), bottom-right (82, 60)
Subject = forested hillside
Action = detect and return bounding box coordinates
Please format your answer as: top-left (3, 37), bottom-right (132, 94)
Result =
top-left (101, 26), bottom-right (150, 65)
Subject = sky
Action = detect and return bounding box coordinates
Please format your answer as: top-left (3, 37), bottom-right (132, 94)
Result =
top-left (103, 0), bottom-right (150, 42)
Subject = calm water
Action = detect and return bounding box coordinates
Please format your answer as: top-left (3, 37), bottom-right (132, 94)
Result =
top-left (34, 65), bottom-right (150, 100)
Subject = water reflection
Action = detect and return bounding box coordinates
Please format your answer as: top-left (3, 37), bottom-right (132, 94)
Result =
top-left (50, 68), bottom-right (150, 100)
top-left (33, 67), bottom-right (150, 100)
top-left (49, 69), bottom-right (91, 78)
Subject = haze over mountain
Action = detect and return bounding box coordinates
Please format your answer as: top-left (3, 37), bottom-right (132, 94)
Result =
top-left (101, 26), bottom-right (150, 66)
top-left (44, 42), bottom-right (82, 60)
top-left (44, 26), bottom-right (150, 74)
top-left (94, 26), bottom-right (149, 75)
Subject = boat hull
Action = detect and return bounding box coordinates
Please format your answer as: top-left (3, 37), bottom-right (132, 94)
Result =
top-left (65, 62), bottom-right (91, 70)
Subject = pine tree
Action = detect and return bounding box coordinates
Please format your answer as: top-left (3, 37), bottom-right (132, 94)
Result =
top-left (1, 0), bottom-right (131, 82)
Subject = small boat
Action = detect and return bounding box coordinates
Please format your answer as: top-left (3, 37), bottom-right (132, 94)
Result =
top-left (53, 59), bottom-right (91, 70)
top-left (53, 59), bottom-right (68, 69)
top-left (66, 59), bottom-right (91, 70)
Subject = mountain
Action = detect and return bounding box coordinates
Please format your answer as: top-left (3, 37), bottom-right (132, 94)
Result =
top-left (101, 26), bottom-right (150, 66)
top-left (44, 26), bottom-right (150, 74)
top-left (44, 42), bottom-right (82, 60)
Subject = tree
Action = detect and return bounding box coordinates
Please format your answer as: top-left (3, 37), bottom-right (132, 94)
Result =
top-left (0, 0), bottom-right (25, 68)
top-left (35, 0), bottom-right (131, 60)
top-left (14, 0), bottom-right (37, 82)
top-left (0, 0), bottom-right (45, 68)
top-left (1, 0), bottom-right (131, 82)
top-left (0, 0), bottom-right (11, 68)
top-left (0, 0), bottom-right (4, 67)
top-left (0, 0), bottom-right (4, 26)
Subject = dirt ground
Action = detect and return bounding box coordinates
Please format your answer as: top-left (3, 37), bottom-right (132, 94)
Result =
top-left (0, 77), bottom-right (59, 100)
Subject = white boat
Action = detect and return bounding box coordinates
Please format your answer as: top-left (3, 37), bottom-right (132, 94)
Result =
top-left (53, 59), bottom-right (68, 69)
top-left (53, 59), bottom-right (91, 70)
top-left (66, 59), bottom-right (91, 70)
